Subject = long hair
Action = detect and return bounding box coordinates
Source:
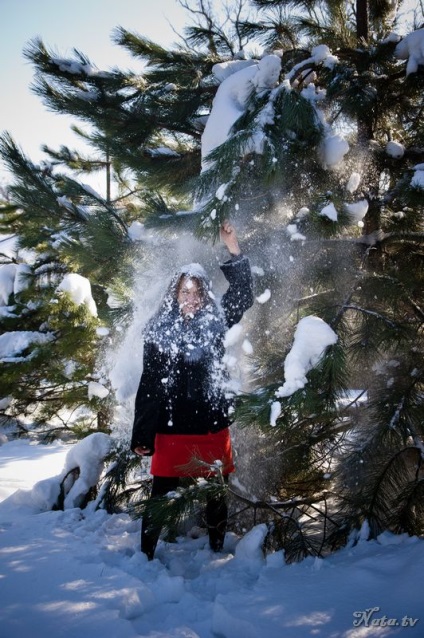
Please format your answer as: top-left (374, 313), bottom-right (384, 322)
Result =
top-left (145, 264), bottom-right (219, 332)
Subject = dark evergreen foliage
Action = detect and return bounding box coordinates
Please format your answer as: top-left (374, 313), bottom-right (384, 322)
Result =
top-left (1, 0), bottom-right (423, 560)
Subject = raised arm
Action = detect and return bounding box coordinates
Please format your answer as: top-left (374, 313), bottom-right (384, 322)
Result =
top-left (219, 221), bottom-right (254, 327)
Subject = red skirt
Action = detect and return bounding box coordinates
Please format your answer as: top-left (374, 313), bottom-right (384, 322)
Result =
top-left (150, 428), bottom-right (235, 477)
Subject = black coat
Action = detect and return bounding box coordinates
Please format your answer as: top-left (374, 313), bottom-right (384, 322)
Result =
top-left (130, 256), bottom-right (254, 454)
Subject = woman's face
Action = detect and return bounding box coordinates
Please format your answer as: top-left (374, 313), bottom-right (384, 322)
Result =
top-left (177, 276), bottom-right (203, 317)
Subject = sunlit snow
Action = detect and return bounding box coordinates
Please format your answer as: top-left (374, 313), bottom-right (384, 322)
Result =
top-left (0, 439), bottom-right (422, 638)
top-left (56, 272), bottom-right (98, 316)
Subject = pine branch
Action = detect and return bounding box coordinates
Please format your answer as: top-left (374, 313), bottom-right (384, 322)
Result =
top-left (112, 27), bottom-right (216, 82)
top-left (367, 446), bottom-right (423, 534)
top-left (341, 304), bottom-right (398, 328)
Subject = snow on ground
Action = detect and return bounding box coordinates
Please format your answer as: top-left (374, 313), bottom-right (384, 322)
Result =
top-left (0, 439), bottom-right (423, 638)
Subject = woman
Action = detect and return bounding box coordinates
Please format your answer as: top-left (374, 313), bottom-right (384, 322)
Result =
top-left (131, 221), bottom-right (253, 559)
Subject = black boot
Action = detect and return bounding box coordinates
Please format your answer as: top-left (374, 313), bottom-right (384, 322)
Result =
top-left (141, 515), bottom-right (160, 560)
top-left (141, 476), bottom-right (180, 560)
top-left (206, 492), bottom-right (228, 552)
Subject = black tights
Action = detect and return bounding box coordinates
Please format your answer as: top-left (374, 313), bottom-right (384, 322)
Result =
top-left (141, 475), bottom-right (228, 560)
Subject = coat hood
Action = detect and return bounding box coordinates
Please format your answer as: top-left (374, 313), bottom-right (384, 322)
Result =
top-left (167, 262), bottom-right (212, 300)
top-left (144, 263), bottom-right (222, 344)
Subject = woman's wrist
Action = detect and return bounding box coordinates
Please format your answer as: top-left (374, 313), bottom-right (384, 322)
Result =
top-left (225, 240), bottom-right (241, 256)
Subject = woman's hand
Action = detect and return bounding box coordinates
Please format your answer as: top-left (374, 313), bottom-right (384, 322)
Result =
top-left (220, 220), bottom-right (241, 256)
top-left (134, 446), bottom-right (151, 456)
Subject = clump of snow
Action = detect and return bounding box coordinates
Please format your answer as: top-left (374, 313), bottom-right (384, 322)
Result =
top-left (146, 146), bottom-right (180, 158)
top-left (57, 194), bottom-right (76, 212)
top-left (216, 182), bottom-right (229, 200)
top-left (223, 323), bottom-right (244, 348)
top-left (395, 28), bottom-right (424, 75)
top-left (0, 306), bottom-right (17, 319)
top-left (344, 199), bottom-right (369, 222)
top-left (63, 359), bottom-right (77, 378)
top-left (81, 183), bottom-right (102, 199)
top-left (286, 44), bottom-right (338, 82)
top-left (14, 263), bottom-right (31, 294)
top-left (0, 330), bottom-right (53, 360)
top-left (234, 523), bottom-right (267, 562)
top-left (411, 164), bottom-right (424, 189)
top-left (256, 289), bottom-right (271, 304)
top-left (31, 433), bottom-right (112, 511)
top-left (0, 264), bottom-right (17, 305)
top-left (301, 83), bottom-right (326, 103)
top-left (62, 433), bottom-right (112, 509)
top-left (201, 44), bottom-right (344, 180)
top-left (312, 44), bottom-right (332, 63)
top-left (201, 55), bottom-right (281, 170)
top-left (0, 397), bottom-right (11, 410)
top-left (296, 206), bottom-right (310, 219)
top-left (275, 315), bottom-right (338, 402)
top-left (286, 224), bottom-right (306, 241)
top-left (346, 172), bottom-right (361, 193)
top-left (51, 57), bottom-right (108, 78)
top-left (106, 288), bottom-right (122, 309)
top-left (270, 400), bottom-right (282, 427)
top-left (320, 134), bottom-right (349, 169)
top-left (128, 220), bottom-right (147, 241)
top-left (252, 55), bottom-right (281, 90)
top-left (381, 32), bottom-right (402, 44)
top-left (0, 263), bottom-right (31, 305)
top-left (0, 233), bottom-right (18, 258)
top-left (313, 44), bottom-right (338, 69)
top-left (320, 202), bottom-right (338, 222)
top-left (88, 381), bottom-right (110, 400)
top-left (96, 326), bottom-right (110, 337)
top-left (251, 265), bottom-right (264, 276)
top-left (323, 54), bottom-right (339, 69)
top-left (242, 338), bottom-right (253, 355)
top-left (56, 272), bottom-right (97, 316)
top-left (215, 183), bottom-right (229, 201)
top-left (212, 59), bottom-right (257, 82)
top-left (386, 141), bottom-right (405, 158)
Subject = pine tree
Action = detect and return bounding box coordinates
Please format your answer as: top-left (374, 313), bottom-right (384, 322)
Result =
top-left (0, 139), bottom-right (122, 437)
top-left (207, 0), bottom-right (424, 557)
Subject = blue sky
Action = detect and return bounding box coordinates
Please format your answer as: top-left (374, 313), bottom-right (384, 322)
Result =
top-left (0, 0), bottom-right (188, 180)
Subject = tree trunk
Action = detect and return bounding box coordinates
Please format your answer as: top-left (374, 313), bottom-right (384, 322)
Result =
top-left (356, 0), bottom-right (369, 41)
top-left (97, 409), bottom-right (111, 433)
top-left (106, 149), bottom-right (111, 205)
